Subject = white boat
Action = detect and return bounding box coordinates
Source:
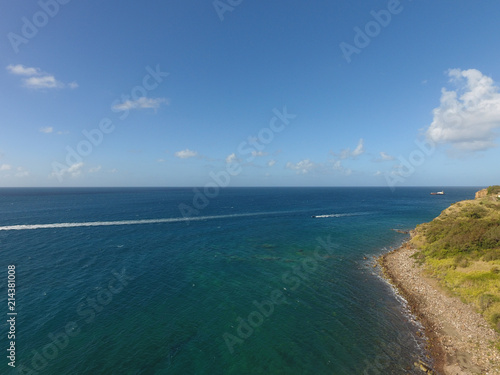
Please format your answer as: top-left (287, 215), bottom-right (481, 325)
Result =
top-left (430, 191), bottom-right (444, 195)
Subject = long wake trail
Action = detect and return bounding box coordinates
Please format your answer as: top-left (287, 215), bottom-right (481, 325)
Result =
top-left (0, 210), bottom-right (372, 231)
top-left (0, 211), bottom-right (289, 231)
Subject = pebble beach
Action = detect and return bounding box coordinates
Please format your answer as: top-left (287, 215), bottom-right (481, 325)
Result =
top-left (380, 241), bottom-right (500, 374)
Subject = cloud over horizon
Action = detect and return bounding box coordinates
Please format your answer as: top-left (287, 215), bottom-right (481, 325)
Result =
top-left (332, 138), bottom-right (365, 160)
top-left (426, 68), bottom-right (500, 152)
top-left (225, 153), bottom-right (239, 164)
top-left (174, 149), bottom-right (198, 159)
top-left (286, 159), bottom-right (315, 174)
top-left (267, 159), bottom-right (276, 167)
top-left (50, 162), bottom-right (84, 180)
top-left (376, 151), bottom-right (395, 161)
top-left (7, 64), bottom-right (78, 90)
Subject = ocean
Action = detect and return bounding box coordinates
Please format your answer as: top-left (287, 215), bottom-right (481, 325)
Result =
top-left (0, 186), bottom-right (479, 374)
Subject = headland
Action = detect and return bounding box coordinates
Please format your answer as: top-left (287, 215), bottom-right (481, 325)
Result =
top-left (380, 186), bottom-right (500, 374)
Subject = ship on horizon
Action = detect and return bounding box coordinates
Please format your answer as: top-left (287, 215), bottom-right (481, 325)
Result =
top-left (430, 191), bottom-right (445, 195)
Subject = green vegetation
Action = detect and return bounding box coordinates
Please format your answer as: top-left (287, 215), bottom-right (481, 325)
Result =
top-left (487, 185), bottom-right (500, 196)
top-left (411, 187), bottom-right (500, 331)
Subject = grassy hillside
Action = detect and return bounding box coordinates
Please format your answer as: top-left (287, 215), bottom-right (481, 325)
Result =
top-left (411, 186), bottom-right (500, 331)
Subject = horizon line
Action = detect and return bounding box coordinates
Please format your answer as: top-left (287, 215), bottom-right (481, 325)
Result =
top-left (0, 185), bottom-right (487, 189)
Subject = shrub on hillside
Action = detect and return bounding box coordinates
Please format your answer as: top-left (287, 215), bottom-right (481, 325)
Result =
top-left (453, 255), bottom-right (469, 268)
top-left (483, 250), bottom-right (500, 261)
top-left (461, 205), bottom-right (488, 219)
top-left (487, 185), bottom-right (500, 196)
top-left (482, 225), bottom-right (500, 248)
top-left (478, 294), bottom-right (498, 312)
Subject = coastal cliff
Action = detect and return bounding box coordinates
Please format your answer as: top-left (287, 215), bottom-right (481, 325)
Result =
top-left (381, 186), bottom-right (500, 374)
top-left (475, 185), bottom-right (500, 199)
top-left (475, 188), bottom-right (488, 199)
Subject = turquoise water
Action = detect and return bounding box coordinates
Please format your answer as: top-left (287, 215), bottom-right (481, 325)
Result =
top-left (0, 187), bottom-right (478, 374)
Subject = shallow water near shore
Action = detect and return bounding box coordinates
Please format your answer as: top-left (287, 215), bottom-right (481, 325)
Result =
top-left (0, 187), bottom-right (479, 374)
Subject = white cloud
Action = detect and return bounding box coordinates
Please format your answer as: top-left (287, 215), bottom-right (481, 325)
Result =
top-left (112, 97), bottom-right (168, 111)
top-left (175, 149), bottom-right (198, 159)
top-left (157, 159), bottom-right (165, 163)
top-left (40, 126), bottom-right (54, 134)
top-left (267, 159), bottom-right (276, 167)
top-left (225, 153), bottom-right (239, 164)
top-left (377, 151), bottom-right (395, 161)
top-left (336, 138), bottom-right (365, 159)
top-left (6, 64), bottom-right (77, 90)
top-left (426, 69), bottom-right (500, 152)
top-left (89, 165), bottom-right (102, 173)
top-left (68, 162), bottom-right (84, 177)
top-left (329, 160), bottom-right (352, 175)
top-left (352, 139), bottom-right (364, 156)
top-left (0, 164), bottom-right (12, 171)
top-left (24, 75), bottom-right (63, 89)
top-left (286, 159), bottom-right (315, 174)
top-left (285, 157), bottom-right (353, 176)
top-left (51, 162), bottom-right (84, 179)
top-left (6, 64), bottom-right (41, 76)
top-left (50, 162), bottom-right (84, 180)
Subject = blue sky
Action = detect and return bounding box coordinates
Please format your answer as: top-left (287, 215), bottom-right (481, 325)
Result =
top-left (1, 0), bottom-right (500, 187)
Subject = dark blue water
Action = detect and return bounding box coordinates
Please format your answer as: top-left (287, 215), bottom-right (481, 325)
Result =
top-left (0, 187), bottom-right (479, 374)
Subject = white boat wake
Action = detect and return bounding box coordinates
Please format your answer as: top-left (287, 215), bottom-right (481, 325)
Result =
top-left (311, 212), bottom-right (370, 218)
top-left (0, 212), bottom-right (274, 231)
top-left (0, 210), bottom-right (371, 231)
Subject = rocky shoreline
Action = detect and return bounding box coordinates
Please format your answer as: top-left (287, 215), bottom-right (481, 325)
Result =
top-left (380, 241), bottom-right (500, 375)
